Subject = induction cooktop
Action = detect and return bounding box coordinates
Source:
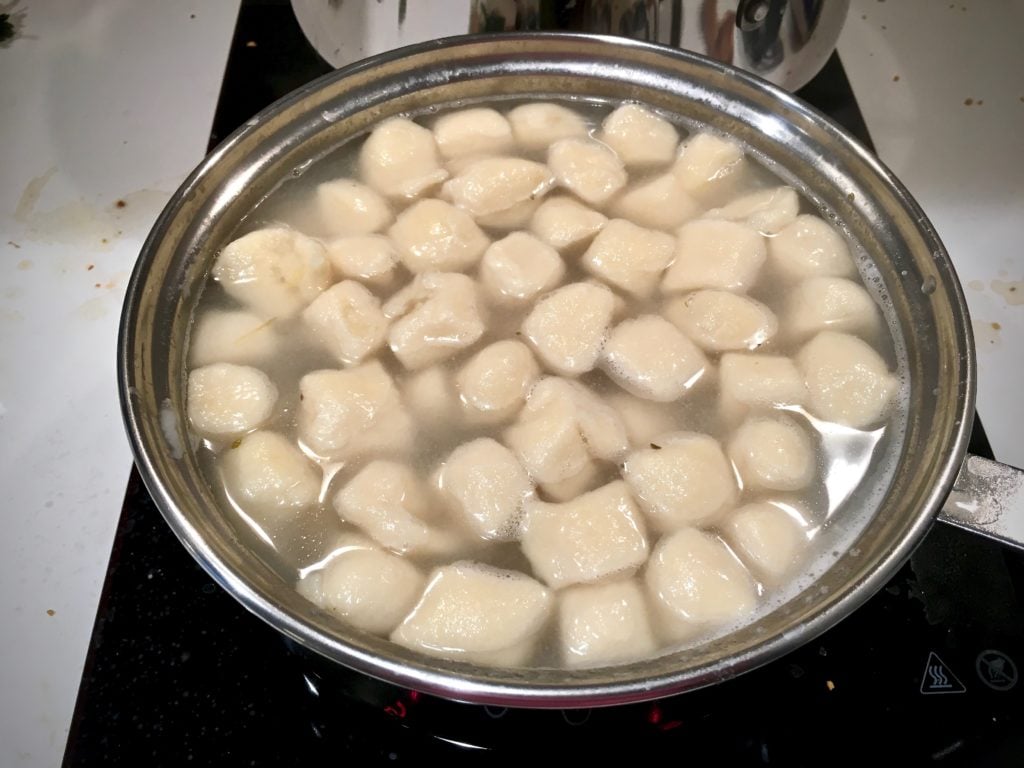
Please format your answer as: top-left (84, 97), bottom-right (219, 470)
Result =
top-left (62, 3), bottom-right (1024, 765)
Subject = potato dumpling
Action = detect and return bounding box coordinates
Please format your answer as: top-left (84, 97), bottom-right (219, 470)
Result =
top-left (403, 367), bottom-right (457, 428)
top-left (433, 107), bottom-right (514, 160)
top-left (456, 340), bottom-right (540, 423)
top-left (645, 528), bottom-right (757, 640)
top-left (298, 363), bottom-right (411, 460)
top-left (222, 431), bottom-right (320, 518)
top-left (548, 137), bottom-right (628, 205)
top-left (189, 310), bottom-right (278, 367)
top-left (521, 282), bottom-right (615, 376)
top-left (507, 102), bottom-right (589, 151)
top-left (724, 502), bottom-right (808, 583)
top-left (624, 432), bottom-right (736, 530)
top-left (581, 219), bottom-right (676, 297)
top-left (434, 438), bottom-right (534, 541)
top-left (504, 388), bottom-right (590, 485)
top-left (558, 578), bottom-right (656, 668)
top-left (302, 281), bottom-right (388, 366)
top-left (480, 232), bottom-right (565, 303)
top-left (521, 481), bottom-right (649, 589)
top-left (526, 377), bottom-right (631, 462)
top-left (797, 331), bottom-right (898, 428)
top-left (719, 353), bottom-right (808, 411)
top-left (388, 199), bottom-right (490, 274)
top-left (610, 173), bottom-right (703, 232)
top-left (607, 392), bottom-right (681, 447)
top-left (602, 315), bottom-right (708, 402)
top-left (529, 196), bottom-right (608, 251)
top-left (769, 214), bottom-right (856, 280)
top-left (785, 276), bottom-right (880, 341)
top-left (664, 290), bottom-right (778, 352)
top-left (315, 178), bottom-right (393, 237)
top-left (476, 198), bottom-right (541, 230)
top-left (391, 562), bottom-right (553, 666)
top-left (335, 461), bottom-right (435, 554)
top-left (384, 272), bottom-right (486, 369)
top-left (187, 363), bottom-right (278, 438)
top-left (706, 186), bottom-right (798, 235)
top-left (443, 157), bottom-right (555, 218)
top-left (360, 117), bottom-right (448, 198)
top-left (539, 459), bottom-right (605, 503)
top-left (324, 235), bottom-right (399, 286)
top-left (661, 219), bottom-right (766, 293)
top-left (188, 99), bottom-right (907, 672)
top-left (598, 103), bottom-right (679, 167)
top-left (729, 415), bottom-right (815, 492)
top-left (302, 535), bottom-right (426, 635)
top-left (673, 132), bottom-right (744, 194)
top-left (212, 228), bottom-right (332, 319)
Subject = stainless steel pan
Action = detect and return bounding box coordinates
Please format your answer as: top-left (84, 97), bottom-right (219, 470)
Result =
top-left (118, 33), bottom-right (1024, 708)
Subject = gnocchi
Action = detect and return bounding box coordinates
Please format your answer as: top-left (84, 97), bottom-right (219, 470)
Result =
top-left (360, 117), bottom-right (448, 198)
top-left (598, 103), bottom-right (679, 167)
top-left (188, 98), bottom-right (900, 671)
top-left (433, 107), bottom-right (514, 160)
top-left (662, 219), bottom-right (767, 294)
top-left (187, 363), bottom-right (278, 438)
top-left (581, 219), bottom-right (676, 297)
top-left (212, 228), bottom-right (332, 319)
top-left (665, 290), bottom-right (778, 352)
top-left (548, 137), bottom-right (628, 205)
top-left (521, 481), bottom-right (649, 589)
top-left (300, 535), bottom-right (425, 635)
top-left (301, 280), bottom-right (388, 366)
top-left (558, 578), bottom-right (656, 667)
top-left (391, 563), bottom-right (553, 666)
top-left (645, 528), bottom-right (758, 640)
top-left (315, 179), bottom-right (393, 237)
top-left (521, 282), bottom-right (615, 376)
top-left (479, 232), bottom-right (565, 303)
top-left (624, 432), bottom-right (737, 531)
top-left (388, 199), bottom-right (490, 274)
top-left (602, 315), bottom-right (708, 402)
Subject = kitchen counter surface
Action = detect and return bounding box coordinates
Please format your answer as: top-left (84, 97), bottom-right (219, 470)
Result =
top-left (0, 2), bottom-right (1020, 765)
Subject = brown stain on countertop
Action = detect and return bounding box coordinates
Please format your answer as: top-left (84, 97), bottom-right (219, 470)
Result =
top-left (13, 168), bottom-right (171, 252)
top-left (992, 279), bottom-right (1024, 306)
top-left (975, 320), bottom-right (1002, 349)
top-left (46, 609), bottom-right (55, 617)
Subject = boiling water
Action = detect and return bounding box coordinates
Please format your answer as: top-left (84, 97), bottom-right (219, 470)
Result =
top-left (187, 97), bottom-right (908, 667)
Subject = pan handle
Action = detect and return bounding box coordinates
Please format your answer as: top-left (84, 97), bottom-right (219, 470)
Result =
top-left (938, 454), bottom-right (1024, 551)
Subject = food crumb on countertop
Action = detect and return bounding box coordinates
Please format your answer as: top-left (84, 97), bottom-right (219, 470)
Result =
top-left (46, 609), bottom-right (55, 617)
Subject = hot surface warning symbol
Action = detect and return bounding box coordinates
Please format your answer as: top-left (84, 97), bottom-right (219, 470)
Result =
top-left (920, 651), bottom-right (967, 694)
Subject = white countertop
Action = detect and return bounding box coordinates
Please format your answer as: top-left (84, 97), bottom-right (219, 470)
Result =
top-left (1, 1), bottom-right (1021, 765)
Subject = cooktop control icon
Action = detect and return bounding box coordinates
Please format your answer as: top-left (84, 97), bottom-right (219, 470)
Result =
top-left (975, 650), bottom-right (1018, 691)
top-left (920, 652), bottom-right (967, 695)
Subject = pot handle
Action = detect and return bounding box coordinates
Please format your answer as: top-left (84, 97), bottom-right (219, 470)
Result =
top-left (938, 454), bottom-right (1024, 551)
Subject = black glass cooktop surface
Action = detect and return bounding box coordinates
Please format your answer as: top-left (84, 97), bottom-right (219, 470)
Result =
top-left (63, 3), bottom-right (1024, 765)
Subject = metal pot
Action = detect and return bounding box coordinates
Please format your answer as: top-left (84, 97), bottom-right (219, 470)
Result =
top-left (293, 0), bottom-right (849, 91)
top-left (118, 33), bottom-right (1023, 708)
